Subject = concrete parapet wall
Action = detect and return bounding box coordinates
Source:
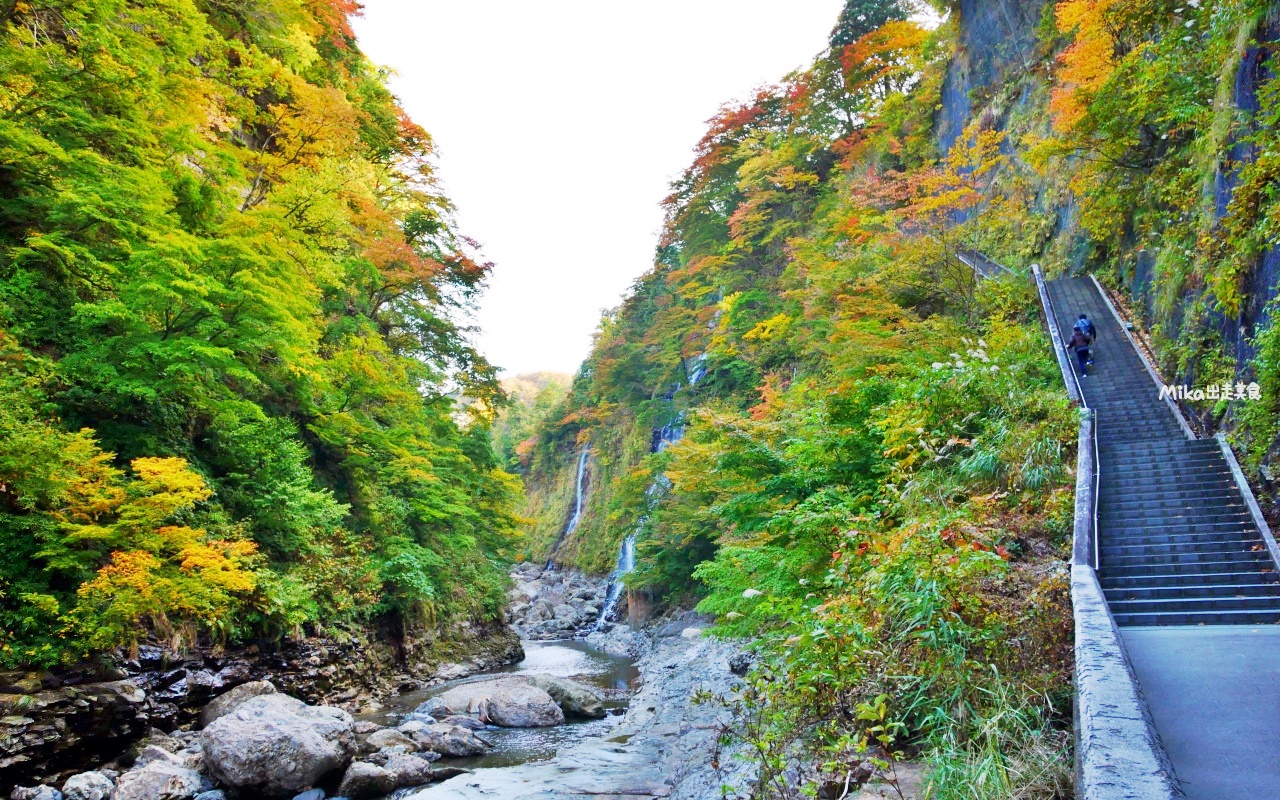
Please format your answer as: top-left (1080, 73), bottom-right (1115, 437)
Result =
top-left (1072, 566), bottom-right (1182, 799)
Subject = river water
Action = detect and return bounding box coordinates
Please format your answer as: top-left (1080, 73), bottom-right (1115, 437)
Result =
top-left (368, 639), bottom-right (639, 769)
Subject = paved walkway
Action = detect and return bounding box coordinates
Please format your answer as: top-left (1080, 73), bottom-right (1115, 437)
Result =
top-left (1122, 626), bottom-right (1280, 800)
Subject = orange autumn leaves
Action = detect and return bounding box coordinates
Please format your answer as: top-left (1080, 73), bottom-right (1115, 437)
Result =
top-left (1050, 0), bottom-right (1130, 132)
top-left (54, 456), bottom-right (258, 651)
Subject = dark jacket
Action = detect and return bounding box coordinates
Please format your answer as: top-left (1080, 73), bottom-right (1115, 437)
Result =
top-left (1068, 330), bottom-right (1091, 351)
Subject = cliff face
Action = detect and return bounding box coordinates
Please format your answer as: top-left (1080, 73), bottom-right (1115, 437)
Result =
top-left (937, 1), bottom-right (1280, 503)
top-left (937, 0), bottom-right (1050, 155)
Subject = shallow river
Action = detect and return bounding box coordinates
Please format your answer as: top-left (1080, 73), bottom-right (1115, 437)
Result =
top-left (369, 639), bottom-right (639, 769)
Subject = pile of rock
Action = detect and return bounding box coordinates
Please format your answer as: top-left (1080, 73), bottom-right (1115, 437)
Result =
top-left (0, 625), bottom-right (523, 789)
top-left (507, 564), bottom-right (610, 639)
top-left (8, 670), bottom-right (611, 800)
top-left (7, 680), bottom-right (478, 800)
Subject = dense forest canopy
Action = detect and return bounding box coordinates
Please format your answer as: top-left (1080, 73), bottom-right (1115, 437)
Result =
top-left (0, 0), bottom-right (520, 667)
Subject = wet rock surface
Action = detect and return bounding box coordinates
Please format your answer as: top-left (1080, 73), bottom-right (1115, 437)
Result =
top-left (403, 633), bottom-right (751, 800)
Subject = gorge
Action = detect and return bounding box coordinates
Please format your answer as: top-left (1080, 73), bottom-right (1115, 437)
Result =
top-left (6, 0), bottom-right (1280, 799)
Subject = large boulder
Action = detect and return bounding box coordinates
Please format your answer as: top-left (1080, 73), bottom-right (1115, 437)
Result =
top-left (198, 680), bottom-right (277, 728)
top-left (200, 694), bottom-right (355, 796)
top-left (111, 762), bottom-right (208, 800)
top-left (60, 771), bottom-right (113, 800)
top-left (478, 684), bottom-right (563, 728)
top-left (419, 677), bottom-right (562, 728)
top-left (360, 727), bottom-right (418, 754)
top-left (336, 754), bottom-right (433, 799)
top-left (526, 674), bottom-right (605, 719)
top-left (411, 724), bottom-right (489, 758)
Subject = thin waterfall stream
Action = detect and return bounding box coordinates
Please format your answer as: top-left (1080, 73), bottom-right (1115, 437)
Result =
top-left (592, 354), bottom-right (706, 631)
top-left (545, 447), bottom-right (589, 569)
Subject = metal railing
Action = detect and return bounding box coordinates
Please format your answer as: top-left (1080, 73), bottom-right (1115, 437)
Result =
top-left (1032, 265), bottom-right (1100, 569)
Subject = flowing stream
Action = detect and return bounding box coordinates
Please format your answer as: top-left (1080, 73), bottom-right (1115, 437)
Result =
top-left (368, 640), bottom-right (638, 771)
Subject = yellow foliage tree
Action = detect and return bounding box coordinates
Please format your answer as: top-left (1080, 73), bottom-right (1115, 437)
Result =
top-left (61, 458), bottom-right (259, 653)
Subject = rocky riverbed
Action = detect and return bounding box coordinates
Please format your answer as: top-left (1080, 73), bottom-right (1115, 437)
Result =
top-left (506, 563), bottom-right (614, 639)
top-left (403, 628), bottom-right (753, 800)
top-left (0, 622), bottom-right (522, 793)
top-left (5, 614), bottom-right (751, 800)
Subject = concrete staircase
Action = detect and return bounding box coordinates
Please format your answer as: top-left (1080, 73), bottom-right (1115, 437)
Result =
top-left (1045, 277), bottom-right (1280, 627)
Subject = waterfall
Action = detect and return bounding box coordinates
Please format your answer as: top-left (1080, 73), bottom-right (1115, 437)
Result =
top-left (593, 533), bottom-right (636, 631)
top-left (591, 351), bottom-right (709, 631)
top-left (591, 412), bottom-right (689, 630)
top-left (546, 447), bottom-right (589, 570)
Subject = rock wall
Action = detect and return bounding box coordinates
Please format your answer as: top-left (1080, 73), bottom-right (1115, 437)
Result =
top-left (0, 620), bottom-right (521, 790)
top-left (937, 0), bottom-right (1049, 155)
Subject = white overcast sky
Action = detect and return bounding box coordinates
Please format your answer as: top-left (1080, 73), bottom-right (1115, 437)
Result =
top-left (352, 1), bottom-right (846, 376)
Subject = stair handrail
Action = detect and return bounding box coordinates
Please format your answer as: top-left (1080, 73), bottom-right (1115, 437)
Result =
top-left (1032, 265), bottom-right (1083, 405)
top-left (1032, 265), bottom-right (1099, 568)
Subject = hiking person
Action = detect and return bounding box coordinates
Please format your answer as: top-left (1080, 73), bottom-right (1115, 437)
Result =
top-left (1073, 314), bottom-right (1096, 342)
top-left (1067, 328), bottom-right (1092, 375)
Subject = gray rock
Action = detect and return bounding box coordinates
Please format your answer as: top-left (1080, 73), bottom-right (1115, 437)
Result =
top-left (128, 729), bottom-right (181, 760)
top-left (60, 771), bottom-right (113, 800)
top-left (412, 724), bottom-right (489, 758)
top-left (134, 744), bottom-right (183, 768)
top-left (9, 787), bottom-right (61, 800)
top-left (361, 728), bottom-right (417, 753)
top-left (336, 754), bottom-right (433, 799)
top-left (526, 674), bottom-right (606, 719)
top-left (478, 684), bottom-right (563, 728)
top-left (199, 679), bottom-right (277, 728)
top-left (111, 762), bottom-right (208, 800)
top-left (415, 697), bottom-right (448, 718)
top-left (193, 792), bottom-right (226, 800)
top-left (200, 694), bottom-right (355, 796)
top-left (421, 677), bottom-right (564, 727)
top-left (177, 745), bottom-right (204, 772)
top-left (552, 603), bottom-right (577, 620)
top-left (429, 765), bottom-right (472, 782)
top-left (439, 715), bottom-right (486, 731)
